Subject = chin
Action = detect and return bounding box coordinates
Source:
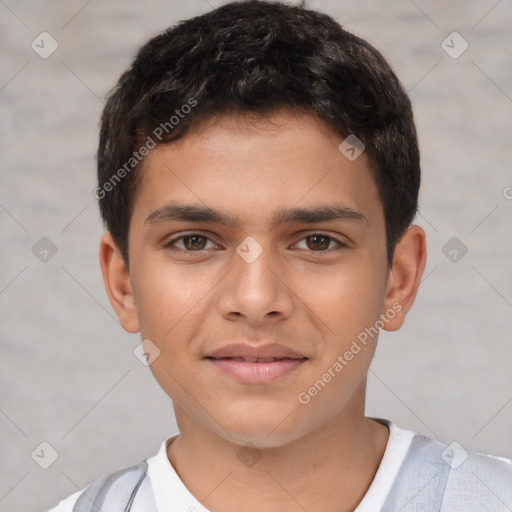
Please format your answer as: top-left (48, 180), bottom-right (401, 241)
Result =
top-left (216, 402), bottom-right (308, 449)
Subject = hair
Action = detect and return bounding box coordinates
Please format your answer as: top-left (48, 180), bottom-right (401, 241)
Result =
top-left (96, 0), bottom-right (420, 266)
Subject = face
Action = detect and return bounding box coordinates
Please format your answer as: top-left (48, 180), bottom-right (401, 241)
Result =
top-left (103, 109), bottom-right (422, 448)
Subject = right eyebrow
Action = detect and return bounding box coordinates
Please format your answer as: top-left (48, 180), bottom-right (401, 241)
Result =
top-left (145, 203), bottom-right (234, 226)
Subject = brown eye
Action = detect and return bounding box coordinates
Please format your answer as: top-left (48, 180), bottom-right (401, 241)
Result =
top-left (305, 234), bottom-right (333, 251)
top-left (182, 235), bottom-right (207, 250)
top-left (165, 233), bottom-right (215, 251)
top-left (293, 233), bottom-right (346, 252)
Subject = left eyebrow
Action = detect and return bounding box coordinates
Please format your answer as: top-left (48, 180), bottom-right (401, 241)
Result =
top-left (271, 205), bottom-right (368, 228)
top-left (144, 202), bottom-right (368, 230)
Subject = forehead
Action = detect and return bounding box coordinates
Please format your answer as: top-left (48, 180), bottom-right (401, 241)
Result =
top-left (130, 109), bottom-right (382, 229)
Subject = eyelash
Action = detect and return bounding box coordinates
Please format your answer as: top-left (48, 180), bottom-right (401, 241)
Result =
top-left (164, 231), bottom-right (347, 254)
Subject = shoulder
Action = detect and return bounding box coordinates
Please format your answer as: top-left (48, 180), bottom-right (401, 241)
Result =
top-left (384, 431), bottom-right (512, 511)
top-left (47, 461), bottom-right (158, 512)
top-left (441, 446), bottom-right (512, 510)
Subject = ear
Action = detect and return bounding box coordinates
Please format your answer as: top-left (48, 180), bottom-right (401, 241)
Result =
top-left (381, 225), bottom-right (427, 332)
top-left (99, 232), bottom-right (140, 333)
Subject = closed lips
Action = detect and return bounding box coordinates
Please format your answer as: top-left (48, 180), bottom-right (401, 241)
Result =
top-left (207, 356), bottom-right (307, 362)
top-left (205, 343), bottom-right (308, 361)
top-left (205, 344), bottom-right (308, 384)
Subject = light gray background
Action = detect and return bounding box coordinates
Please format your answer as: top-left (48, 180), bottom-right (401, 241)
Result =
top-left (1, 1), bottom-right (511, 510)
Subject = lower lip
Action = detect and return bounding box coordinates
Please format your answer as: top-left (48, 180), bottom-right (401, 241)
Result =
top-left (207, 358), bottom-right (306, 384)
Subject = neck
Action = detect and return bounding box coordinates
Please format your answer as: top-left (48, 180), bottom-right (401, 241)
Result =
top-left (167, 391), bottom-right (389, 512)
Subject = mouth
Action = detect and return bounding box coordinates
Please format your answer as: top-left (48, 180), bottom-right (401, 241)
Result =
top-left (205, 343), bottom-right (308, 384)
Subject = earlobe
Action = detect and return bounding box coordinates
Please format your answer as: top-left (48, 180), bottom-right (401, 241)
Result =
top-left (381, 225), bottom-right (427, 332)
top-left (99, 232), bottom-right (140, 333)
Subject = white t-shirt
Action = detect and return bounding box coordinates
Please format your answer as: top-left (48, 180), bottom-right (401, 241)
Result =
top-left (48, 420), bottom-right (512, 511)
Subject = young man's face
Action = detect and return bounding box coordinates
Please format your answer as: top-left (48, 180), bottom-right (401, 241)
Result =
top-left (102, 109), bottom-right (423, 448)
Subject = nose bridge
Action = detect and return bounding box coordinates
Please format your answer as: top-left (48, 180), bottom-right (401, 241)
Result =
top-left (234, 235), bottom-right (279, 301)
top-left (218, 235), bottom-right (293, 323)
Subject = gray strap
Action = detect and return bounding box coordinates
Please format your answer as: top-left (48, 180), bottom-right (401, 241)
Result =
top-left (73, 461), bottom-right (157, 512)
top-left (124, 467), bottom-right (149, 512)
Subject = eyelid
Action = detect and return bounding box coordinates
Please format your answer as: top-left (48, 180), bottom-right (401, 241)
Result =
top-left (164, 231), bottom-right (220, 250)
top-left (291, 231), bottom-right (349, 251)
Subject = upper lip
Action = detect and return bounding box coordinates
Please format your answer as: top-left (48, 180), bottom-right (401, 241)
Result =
top-left (206, 343), bottom-right (307, 361)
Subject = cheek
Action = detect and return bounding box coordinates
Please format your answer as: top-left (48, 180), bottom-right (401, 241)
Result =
top-left (313, 261), bottom-right (386, 344)
top-left (133, 258), bottom-right (208, 339)
top-left (132, 261), bottom-right (214, 391)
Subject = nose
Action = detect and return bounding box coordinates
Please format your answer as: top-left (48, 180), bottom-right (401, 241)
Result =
top-left (216, 238), bottom-right (294, 327)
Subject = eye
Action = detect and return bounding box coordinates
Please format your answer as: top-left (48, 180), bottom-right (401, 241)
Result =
top-left (294, 233), bottom-right (346, 252)
top-left (165, 233), bottom-right (217, 251)
top-left (164, 232), bottom-right (347, 254)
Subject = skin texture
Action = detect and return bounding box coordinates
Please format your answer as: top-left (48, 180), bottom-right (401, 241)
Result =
top-left (100, 109), bottom-right (427, 511)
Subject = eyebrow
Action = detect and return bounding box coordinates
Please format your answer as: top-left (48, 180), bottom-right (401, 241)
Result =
top-left (145, 202), bottom-right (368, 229)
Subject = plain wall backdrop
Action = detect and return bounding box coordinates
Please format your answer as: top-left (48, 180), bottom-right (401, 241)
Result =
top-left (1, 0), bottom-right (511, 510)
